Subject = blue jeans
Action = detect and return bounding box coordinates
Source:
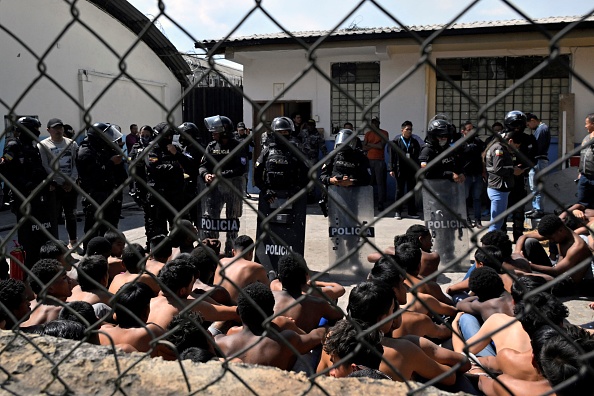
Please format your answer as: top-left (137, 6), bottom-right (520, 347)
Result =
top-left (578, 174), bottom-right (594, 209)
top-left (458, 314), bottom-right (496, 357)
top-left (528, 159), bottom-right (548, 211)
top-left (487, 188), bottom-right (510, 232)
top-left (465, 175), bottom-right (484, 220)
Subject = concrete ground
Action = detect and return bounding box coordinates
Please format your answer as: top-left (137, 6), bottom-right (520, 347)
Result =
top-left (1, 193), bottom-right (593, 326)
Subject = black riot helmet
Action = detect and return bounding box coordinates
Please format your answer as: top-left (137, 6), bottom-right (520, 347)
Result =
top-left (177, 122), bottom-right (199, 147)
top-left (153, 122), bottom-right (174, 149)
top-left (16, 116), bottom-right (41, 144)
top-left (271, 117), bottom-right (294, 135)
top-left (204, 115), bottom-right (234, 140)
top-left (426, 114), bottom-right (454, 146)
top-left (334, 129), bottom-right (361, 151)
top-left (86, 122), bottom-right (123, 151)
top-left (504, 110), bottom-right (527, 132)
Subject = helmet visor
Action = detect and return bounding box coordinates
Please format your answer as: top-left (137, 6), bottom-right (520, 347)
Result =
top-left (204, 116), bottom-right (224, 133)
top-left (103, 125), bottom-right (123, 142)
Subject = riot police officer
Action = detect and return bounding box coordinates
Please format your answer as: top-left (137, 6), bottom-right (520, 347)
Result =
top-left (419, 116), bottom-right (465, 183)
top-left (320, 129), bottom-right (371, 187)
top-left (128, 125), bottom-right (153, 208)
top-left (143, 122), bottom-right (193, 241)
top-left (254, 116), bottom-right (309, 271)
top-left (177, 122), bottom-right (204, 226)
top-left (76, 122), bottom-right (125, 250)
top-left (199, 115), bottom-right (246, 256)
top-left (1, 117), bottom-right (55, 267)
top-left (503, 110), bottom-right (534, 242)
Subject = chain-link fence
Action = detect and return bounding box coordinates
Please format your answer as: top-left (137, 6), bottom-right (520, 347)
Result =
top-left (1, 0), bottom-right (594, 395)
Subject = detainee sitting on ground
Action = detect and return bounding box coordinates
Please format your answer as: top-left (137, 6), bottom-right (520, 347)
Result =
top-left (23, 259), bottom-right (73, 326)
top-left (215, 235), bottom-right (269, 304)
top-left (272, 254), bottom-right (343, 333)
top-left (215, 282), bottom-right (326, 371)
top-left (514, 214), bottom-right (592, 292)
top-left (104, 230), bottom-right (126, 284)
top-left (67, 255), bottom-right (113, 306)
top-left (456, 266), bottom-right (514, 319)
top-left (109, 243), bottom-right (160, 296)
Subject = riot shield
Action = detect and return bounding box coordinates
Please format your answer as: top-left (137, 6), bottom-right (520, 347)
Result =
top-left (422, 179), bottom-right (471, 271)
top-left (255, 193), bottom-right (307, 273)
top-left (327, 185), bottom-right (375, 278)
top-left (541, 167), bottom-right (579, 214)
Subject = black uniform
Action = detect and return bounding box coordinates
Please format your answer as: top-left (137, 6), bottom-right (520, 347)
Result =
top-left (1, 137), bottom-right (54, 267)
top-left (76, 138), bottom-right (124, 248)
top-left (198, 138), bottom-right (246, 255)
top-left (144, 144), bottom-right (193, 240)
top-left (320, 148), bottom-right (371, 187)
top-left (180, 140), bottom-right (203, 226)
top-left (418, 139), bottom-right (463, 181)
top-left (254, 139), bottom-right (308, 271)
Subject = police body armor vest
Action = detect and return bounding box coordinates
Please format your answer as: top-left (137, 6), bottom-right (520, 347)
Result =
top-left (332, 150), bottom-right (358, 178)
top-left (265, 144), bottom-right (293, 191)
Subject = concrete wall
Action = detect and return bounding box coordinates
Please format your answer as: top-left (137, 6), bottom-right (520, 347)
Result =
top-left (571, 46), bottom-right (594, 143)
top-left (0, 0), bottom-right (183, 138)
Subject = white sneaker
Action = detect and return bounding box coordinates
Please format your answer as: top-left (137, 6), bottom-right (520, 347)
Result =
top-left (394, 212), bottom-right (402, 220)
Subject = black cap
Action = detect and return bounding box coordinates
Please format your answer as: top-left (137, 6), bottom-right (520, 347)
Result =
top-left (237, 122), bottom-right (246, 129)
top-left (307, 119), bottom-right (316, 125)
top-left (47, 118), bottom-right (64, 128)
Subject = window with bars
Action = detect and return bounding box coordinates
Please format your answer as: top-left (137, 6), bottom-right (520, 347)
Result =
top-left (436, 56), bottom-right (571, 136)
top-left (331, 62), bottom-right (380, 134)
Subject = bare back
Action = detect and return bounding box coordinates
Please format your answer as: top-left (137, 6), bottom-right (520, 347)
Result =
top-left (67, 286), bottom-right (112, 305)
top-left (273, 290), bottom-right (342, 332)
top-left (108, 272), bottom-right (160, 296)
top-left (215, 257), bottom-right (269, 302)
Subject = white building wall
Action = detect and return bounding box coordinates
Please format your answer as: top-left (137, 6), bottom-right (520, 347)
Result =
top-left (0, 0), bottom-right (183, 138)
top-left (571, 46), bottom-right (594, 144)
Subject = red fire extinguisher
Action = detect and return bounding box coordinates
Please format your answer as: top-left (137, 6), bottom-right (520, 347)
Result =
top-left (9, 240), bottom-right (26, 281)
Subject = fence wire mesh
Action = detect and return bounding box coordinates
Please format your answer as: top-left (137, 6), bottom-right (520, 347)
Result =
top-left (1, 0), bottom-right (594, 395)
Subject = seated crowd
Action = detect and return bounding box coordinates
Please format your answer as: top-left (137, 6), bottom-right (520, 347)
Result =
top-left (1, 215), bottom-right (593, 396)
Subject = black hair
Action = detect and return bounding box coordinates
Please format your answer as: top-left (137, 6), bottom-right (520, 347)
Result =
top-left (104, 230), bottom-right (125, 245)
top-left (29, 259), bottom-right (64, 295)
top-left (395, 243), bottom-right (422, 275)
top-left (531, 324), bottom-right (594, 396)
top-left (514, 292), bottom-right (569, 337)
top-left (0, 278), bottom-right (27, 325)
top-left (86, 237), bottom-right (112, 258)
top-left (278, 254), bottom-right (309, 294)
top-left (77, 255), bottom-right (108, 291)
top-left (474, 245), bottom-right (503, 273)
top-left (113, 282), bottom-right (155, 328)
top-left (42, 319), bottom-right (86, 341)
top-left (180, 347), bottom-right (215, 363)
top-left (504, 129), bottom-right (525, 145)
top-left (233, 235), bottom-right (254, 252)
top-left (401, 121), bottom-right (413, 128)
top-left (121, 243), bottom-right (146, 273)
top-left (150, 234), bottom-right (173, 261)
top-left (537, 215), bottom-right (564, 237)
top-left (347, 368), bottom-right (392, 380)
top-left (492, 122), bottom-right (504, 129)
top-left (157, 259), bottom-right (195, 294)
top-left (406, 225), bottom-right (431, 238)
top-left (480, 230), bottom-right (513, 259)
top-left (347, 281), bottom-right (394, 327)
top-left (130, 124), bottom-right (138, 130)
top-left (39, 241), bottom-right (67, 260)
top-left (323, 318), bottom-right (384, 370)
top-left (59, 301), bottom-right (98, 326)
top-left (525, 113), bottom-right (539, 121)
top-left (237, 282), bottom-right (275, 330)
top-left (367, 256), bottom-right (405, 288)
top-left (394, 234), bottom-right (421, 250)
top-left (165, 312), bottom-right (212, 356)
top-left (169, 219), bottom-right (197, 248)
top-left (469, 266), bottom-right (504, 302)
top-left (510, 276), bottom-right (549, 303)
top-left (140, 125), bottom-right (154, 134)
top-left (189, 246), bottom-right (218, 283)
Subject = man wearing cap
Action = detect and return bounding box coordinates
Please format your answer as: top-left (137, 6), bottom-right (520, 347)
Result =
top-left (525, 113), bottom-right (550, 219)
top-left (363, 117), bottom-right (389, 211)
top-left (234, 122), bottom-right (254, 199)
top-left (38, 118), bottom-right (80, 249)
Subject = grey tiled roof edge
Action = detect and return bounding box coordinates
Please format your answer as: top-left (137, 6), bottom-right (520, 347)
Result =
top-left (200, 15), bottom-right (594, 50)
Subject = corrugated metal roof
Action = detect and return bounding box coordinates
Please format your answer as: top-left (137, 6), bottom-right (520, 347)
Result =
top-left (201, 15), bottom-right (594, 52)
top-left (88, 0), bottom-right (191, 87)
